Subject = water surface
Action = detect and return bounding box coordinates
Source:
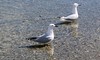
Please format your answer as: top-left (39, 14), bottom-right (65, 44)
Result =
top-left (0, 0), bottom-right (100, 60)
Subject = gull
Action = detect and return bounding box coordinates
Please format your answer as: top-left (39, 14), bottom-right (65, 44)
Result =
top-left (60, 3), bottom-right (80, 21)
top-left (55, 3), bottom-right (80, 25)
top-left (26, 24), bottom-right (57, 43)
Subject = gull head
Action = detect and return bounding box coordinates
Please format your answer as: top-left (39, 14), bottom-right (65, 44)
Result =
top-left (49, 24), bottom-right (58, 27)
top-left (73, 3), bottom-right (80, 7)
top-left (49, 24), bottom-right (55, 27)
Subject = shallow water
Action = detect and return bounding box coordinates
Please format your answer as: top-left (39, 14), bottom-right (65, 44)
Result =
top-left (0, 0), bottom-right (100, 60)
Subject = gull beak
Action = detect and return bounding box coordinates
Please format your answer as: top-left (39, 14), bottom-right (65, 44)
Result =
top-left (57, 16), bottom-right (61, 18)
top-left (54, 24), bottom-right (59, 27)
top-left (55, 24), bottom-right (58, 27)
top-left (79, 4), bottom-right (81, 6)
top-left (55, 25), bottom-right (58, 27)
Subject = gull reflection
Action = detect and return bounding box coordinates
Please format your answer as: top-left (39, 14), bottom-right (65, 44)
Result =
top-left (55, 19), bottom-right (79, 37)
top-left (44, 43), bottom-right (54, 56)
top-left (19, 43), bottom-right (54, 56)
top-left (69, 20), bottom-right (79, 37)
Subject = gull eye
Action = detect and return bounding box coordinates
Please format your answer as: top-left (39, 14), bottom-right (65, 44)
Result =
top-left (52, 25), bottom-right (54, 26)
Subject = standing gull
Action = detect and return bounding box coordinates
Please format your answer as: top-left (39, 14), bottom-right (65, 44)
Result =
top-left (26, 24), bottom-right (57, 43)
top-left (55, 3), bottom-right (80, 25)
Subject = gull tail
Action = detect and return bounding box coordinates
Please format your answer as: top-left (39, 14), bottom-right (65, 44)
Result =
top-left (26, 37), bottom-right (37, 40)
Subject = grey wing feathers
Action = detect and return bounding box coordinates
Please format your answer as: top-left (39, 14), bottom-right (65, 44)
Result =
top-left (35, 35), bottom-right (51, 43)
top-left (26, 34), bottom-right (51, 43)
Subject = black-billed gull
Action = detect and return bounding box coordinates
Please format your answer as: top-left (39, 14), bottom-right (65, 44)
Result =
top-left (26, 24), bottom-right (57, 43)
top-left (61, 3), bottom-right (80, 20)
top-left (55, 3), bottom-right (80, 25)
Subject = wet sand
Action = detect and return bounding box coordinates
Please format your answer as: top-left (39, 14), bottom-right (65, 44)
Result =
top-left (0, 0), bottom-right (100, 60)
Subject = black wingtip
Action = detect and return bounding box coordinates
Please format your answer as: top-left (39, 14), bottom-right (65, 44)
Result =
top-left (57, 16), bottom-right (61, 18)
top-left (26, 37), bottom-right (37, 40)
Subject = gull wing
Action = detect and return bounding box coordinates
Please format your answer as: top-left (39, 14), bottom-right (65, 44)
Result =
top-left (35, 34), bottom-right (51, 43)
top-left (60, 14), bottom-right (78, 21)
